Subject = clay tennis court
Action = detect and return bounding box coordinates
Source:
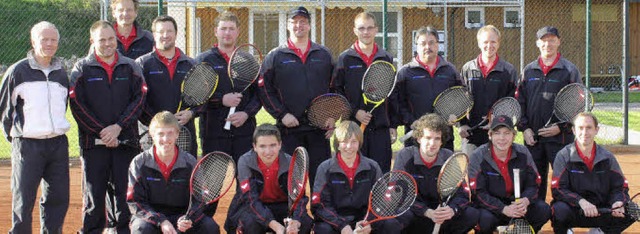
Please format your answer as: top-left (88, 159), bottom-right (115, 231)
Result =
top-left (1, 145), bottom-right (640, 233)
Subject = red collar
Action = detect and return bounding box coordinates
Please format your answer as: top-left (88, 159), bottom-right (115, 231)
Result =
top-left (575, 142), bottom-right (596, 171)
top-left (95, 52), bottom-right (118, 83)
top-left (287, 39), bottom-right (311, 64)
top-left (154, 48), bottom-right (180, 80)
top-left (115, 23), bottom-right (137, 52)
top-left (214, 44), bottom-right (232, 63)
top-left (491, 145), bottom-right (513, 195)
top-left (538, 53), bottom-right (561, 76)
top-left (478, 54), bottom-right (499, 78)
top-left (354, 40), bottom-right (378, 66)
top-left (416, 56), bottom-right (439, 78)
top-left (419, 151), bottom-right (438, 169)
top-left (337, 152), bottom-right (360, 188)
top-left (153, 146), bottom-right (179, 181)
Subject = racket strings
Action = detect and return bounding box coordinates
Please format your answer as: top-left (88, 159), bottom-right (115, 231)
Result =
top-left (554, 84), bottom-right (594, 122)
top-left (192, 153), bottom-right (235, 202)
top-left (362, 63), bottom-right (396, 102)
top-left (505, 219), bottom-right (533, 234)
top-left (182, 65), bottom-right (218, 107)
top-left (433, 88), bottom-right (473, 121)
top-left (438, 155), bottom-right (467, 200)
top-left (176, 126), bottom-right (191, 152)
top-left (288, 148), bottom-right (308, 202)
top-left (307, 94), bottom-right (351, 129)
top-left (370, 172), bottom-right (417, 217)
top-left (626, 200), bottom-right (640, 220)
top-left (229, 50), bottom-right (261, 90)
top-left (491, 98), bottom-right (521, 124)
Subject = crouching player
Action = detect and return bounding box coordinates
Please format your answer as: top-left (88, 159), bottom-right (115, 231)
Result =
top-left (469, 115), bottom-right (550, 233)
top-left (394, 114), bottom-right (479, 233)
top-left (312, 121), bottom-right (402, 233)
top-left (127, 111), bottom-right (219, 233)
top-left (224, 124), bottom-right (313, 233)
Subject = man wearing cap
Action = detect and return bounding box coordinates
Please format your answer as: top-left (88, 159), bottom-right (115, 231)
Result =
top-left (458, 25), bottom-right (517, 155)
top-left (517, 26), bottom-right (582, 200)
top-left (258, 6), bottom-right (334, 187)
top-left (468, 115), bottom-right (550, 233)
top-left (551, 112), bottom-right (635, 233)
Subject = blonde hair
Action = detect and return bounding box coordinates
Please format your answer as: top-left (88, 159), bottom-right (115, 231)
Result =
top-left (110, 0), bottom-right (139, 11)
top-left (354, 12), bottom-right (376, 26)
top-left (477, 25), bottom-right (501, 41)
top-left (215, 10), bottom-right (240, 28)
top-left (149, 111), bottom-right (180, 133)
top-left (333, 121), bottom-right (363, 152)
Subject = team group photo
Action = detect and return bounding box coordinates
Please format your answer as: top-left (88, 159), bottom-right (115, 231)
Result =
top-left (1, 0), bottom-right (639, 233)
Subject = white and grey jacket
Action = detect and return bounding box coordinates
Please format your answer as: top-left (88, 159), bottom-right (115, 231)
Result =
top-left (0, 51), bottom-right (70, 141)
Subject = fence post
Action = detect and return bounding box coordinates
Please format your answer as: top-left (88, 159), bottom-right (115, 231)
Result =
top-left (158, 0), bottom-right (163, 16)
top-left (382, 0), bottom-right (388, 50)
top-left (623, 0), bottom-right (629, 145)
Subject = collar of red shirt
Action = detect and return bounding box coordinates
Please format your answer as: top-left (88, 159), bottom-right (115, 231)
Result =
top-left (477, 54), bottom-right (500, 78)
top-left (214, 44), bottom-right (232, 63)
top-left (114, 23), bottom-right (137, 52)
top-left (287, 38), bottom-right (311, 64)
top-left (575, 141), bottom-right (596, 171)
top-left (95, 51), bottom-right (118, 83)
top-left (416, 56), bottom-right (439, 78)
top-left (354, 40), bottom-right (378, 66)
top-left (153, 146), bottom-right (179, 181)
top-left (154, 47), bottom-right (181, 80)
top-left (537, 53), bottom-right (561, 76)
top-left (337, 152), bottom-right (360, 188)
top-left (491, 144), bottom-right (514, 195)
top-left (419, 150), bottom-right (438, 169)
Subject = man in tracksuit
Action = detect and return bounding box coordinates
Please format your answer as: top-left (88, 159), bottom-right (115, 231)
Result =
top-left (469, 115), bottom-right (550, 233)
top-left (128, 111), bottom-right (219, 234)
top-left (332, 12), bottom-right (398, 173)
top-left (136, 16), bottom-right (198, 156)
top-left (396, 26), bottom-right (462, 151)
top-left (111, 0), bottom-right (153, 59)
top-left (196, 11), bottom-right (261, 162)
top-left (312, 121), bottom-right (400, 234)
top-left (458, 25), bottom-right (517, 155)
top-left (551, 112), bottom-right (634, 233)
top-left (518, 26), bottom-right (582, 200)
top-left (394, 114), bottom-right (478, 234)
top-left (70, 21), bottom-right (146, 233)
top-left (258, 6), bottom-right (334, 187)
top-left (1, 21), bottom-right (71, 234)
top-left (224, 124), bottom-right (313, 234)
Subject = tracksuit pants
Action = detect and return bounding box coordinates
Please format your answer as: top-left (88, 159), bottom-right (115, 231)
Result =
top-left (130, 214), bottom-right (220, 234)
top-left (552, 201), bottom-right (635, 234)
top-left (526, 141), bottom-right (567, 200)
top-left (397, 206), bottom-right (479, 234)
top-left (476, 199), bottom-right (551, 233)
top-left (361, 127), bottom-right (393, 173)
top-left (230, 202), bottom-right (312, 234)
top-left (10, 135), bottom-right (69, 234)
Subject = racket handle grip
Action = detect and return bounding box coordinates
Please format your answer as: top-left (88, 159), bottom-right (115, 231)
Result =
top-left (399, 130), bottom-right (414, 143)
top-left (224, 107), bottom-right (236, 130)
top-left (432, 224), bottom-right (441, 234)
top-left (579, 208), bottom-right (612, 215)
top-left (360, 123), bottom-right (367, 132)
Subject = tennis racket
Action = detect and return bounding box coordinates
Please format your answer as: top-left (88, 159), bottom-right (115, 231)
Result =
top-left (94, 138), bottom-right (140, 149)
top-left (499, 168), bottom-right (534, 234)
top-left (176, 62), bottom-right (219, 112)
top-left (284, 147), bottom-right (309, 230)
top-left (400, 86), bottom-right (473, 142)
top-left (580, 192), bottom-right (640, 221)
top-left (360, 60), bottom-right (397, 131)
top-left (542, 83), bottom-right (594, 128)
top-left (306, 93), bottom-right (351, 130)
top-left (467, 97), bottom-right (521, 133)
top-left (432, 152), bottom-right (469, 234)
top-left (358, 170), bottom-right (417, 229)
top-left (184, 152), bottom-right (236, 220)
top-left (176, 125), bottom-right (192, 153)
top-left (224, 44), bottom-right (263, 130)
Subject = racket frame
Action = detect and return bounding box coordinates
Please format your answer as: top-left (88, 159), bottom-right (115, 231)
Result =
top-left (285, 147), bottom-right (309, 229)
top-left (224, 44), bottom-right (264, 130)
top-left (184, 152), bottom-right (236, 220)
top-left (360, 170), bottom-right (418, 227)
top-left (432, 152), bottom-right (469, 234)
top-left (177, 62), bottom-right (219, 112)
top-left (360, 60), bottom-right (397, 131)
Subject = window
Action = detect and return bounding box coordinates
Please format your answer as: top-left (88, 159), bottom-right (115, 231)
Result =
top-left (465, 7), bottom-right (484, 29)
top-left (372, 11), bottom-right (402, 66)
top-left (504, 8), bottom-right (522, 28)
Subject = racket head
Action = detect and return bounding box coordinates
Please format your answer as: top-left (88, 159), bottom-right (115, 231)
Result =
top-left (626, 192), bottom-right (640, 221)
top-left (490, 97), bottom-right (521, 125)
top-left (228, 43), bottom-right (263, 92)
top-left (139, 130), bottom-right (153, 151)
top-left (186, 152), bottom-right (236, 217)
top-left (437, 152), bottom-right (469, 202)
top-left (503, 218), bottom-right (534, 234)
top-left (553, 83), bottom-right (594, 123)
top-left (179, 62), bottom-right (219, 111)
top-left (366, 170), bottom-right (418, 222)
top-left (307, 93), bottom-right (351, 130)
top-left (433, 86), bottom-right (473, 123)
top-left (176, 126), bottom-right (192, 152)
top-left (361, 60), bottom-right (397, 104)
top-left (287, 146), bottom-right (309, 212)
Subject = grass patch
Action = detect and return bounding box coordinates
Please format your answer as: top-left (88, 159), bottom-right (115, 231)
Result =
top-left (593, 91), bottom-right (640, 103)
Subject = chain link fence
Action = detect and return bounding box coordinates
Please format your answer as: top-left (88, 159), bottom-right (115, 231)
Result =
top-left (0, 0), bottom-right (632, 157)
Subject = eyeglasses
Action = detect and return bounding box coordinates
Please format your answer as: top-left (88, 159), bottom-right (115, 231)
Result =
top-left (356, 26), bottom-right (377, 33)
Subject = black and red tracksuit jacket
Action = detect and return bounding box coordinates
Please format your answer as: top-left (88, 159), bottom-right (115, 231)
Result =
top-left (551, 143), bottom-right (629, 208)
top-left (194, 47), bottom-right (261, 138)
top-left (116, 21), bottom-right (154, 59)
top-left (258, 42), bottom-right (334, 133)
top-left (311, 155), bottom-right (382, 231)
top-left (460, 57), bottom-right (518, 145)
top-left (517, 57), bottom-right (582, 144)
top-left (468, 143), bottom-right (541, 216)
top-left (393, 146), bottom-right (472, 217)
top-left (331, 45), bottom-right (399, 129)
top-left (69, 51), bottom-right (147, 149)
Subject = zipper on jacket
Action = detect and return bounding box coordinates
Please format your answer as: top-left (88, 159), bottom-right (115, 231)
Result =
top-left (45, 72), bottom-right (56, 133)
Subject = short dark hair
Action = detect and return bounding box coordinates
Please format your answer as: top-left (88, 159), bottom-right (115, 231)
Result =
top-left (573, 112), bottom-right (599, 128)
top-left (90, 20), bottom-right (115, 36)
top-left (411, 113), bottom-right (450, 143)
top-left (152, 15), bottom-right (178, 32)
top-left (414, 26), bottom-right (439, 42)
top-left (215, 10), bottom-right (240, 28)
top-left (253, 124), bottom-right (281, 143)
top-left (110, 0), bottom-right (139, 11)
